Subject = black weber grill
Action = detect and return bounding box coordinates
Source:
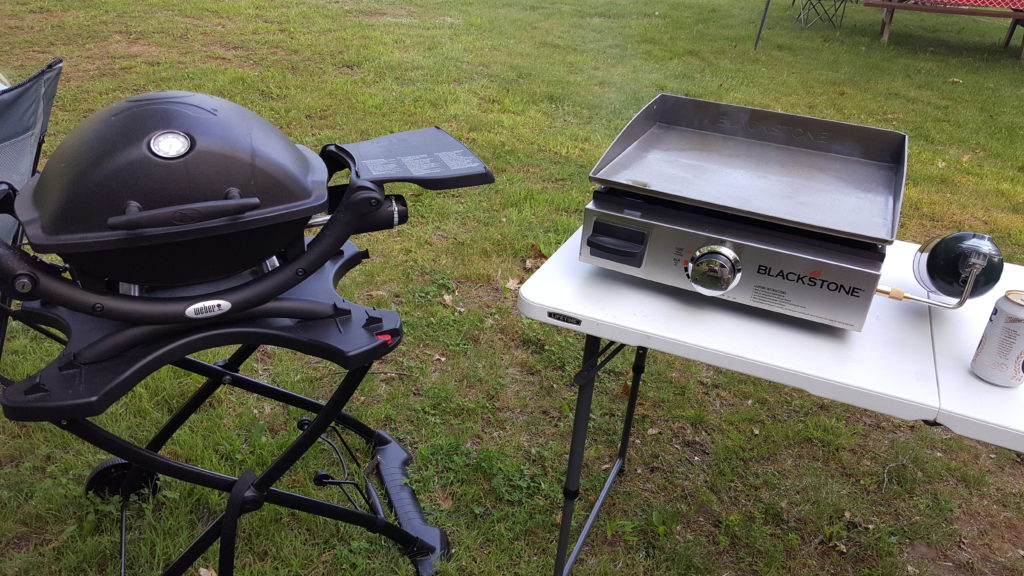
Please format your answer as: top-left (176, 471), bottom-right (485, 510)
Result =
top-left (0, 82), bottom-right (492, 576)
top-left (16, 91), bottom-right (329, 288)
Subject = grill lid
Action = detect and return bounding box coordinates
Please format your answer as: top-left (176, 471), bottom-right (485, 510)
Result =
top-left (15, 91), bottom-right (328, 254)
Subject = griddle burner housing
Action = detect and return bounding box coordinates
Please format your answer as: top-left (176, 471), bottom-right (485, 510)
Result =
top-left (581, 94), bottom-right (907, 331)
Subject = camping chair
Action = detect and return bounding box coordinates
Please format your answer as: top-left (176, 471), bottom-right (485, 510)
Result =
top-left (799, 0), bottom-right (849, 27)
top-left (0, 58), bottom-right (63, 358)
top-left (754, 0), bottom-right (848, 49)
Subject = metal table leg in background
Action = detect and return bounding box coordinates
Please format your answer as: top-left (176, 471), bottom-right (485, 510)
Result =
top-left (553, 336), bottom-right (649, 576)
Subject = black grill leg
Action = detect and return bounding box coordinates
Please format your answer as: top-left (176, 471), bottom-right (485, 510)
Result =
top-left (219, 470), bottom-right (261, 576)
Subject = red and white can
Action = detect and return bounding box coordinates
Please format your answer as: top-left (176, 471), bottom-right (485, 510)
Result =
top-left (970, 290), bottom-right (1024, 387)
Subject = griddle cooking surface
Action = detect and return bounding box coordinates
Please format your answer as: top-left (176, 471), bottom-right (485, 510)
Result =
top-left (590, 95), bottom-right (907, 245)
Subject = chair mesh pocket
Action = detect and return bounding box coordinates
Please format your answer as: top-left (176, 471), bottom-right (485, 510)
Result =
top-left (0, 130), bottom-right (35, 190)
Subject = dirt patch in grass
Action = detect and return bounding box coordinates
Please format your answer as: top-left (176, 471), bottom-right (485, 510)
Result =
top-left (904, 541), bottom-right (961, 575)
top-left (5, 532), bottom-right (57, 555)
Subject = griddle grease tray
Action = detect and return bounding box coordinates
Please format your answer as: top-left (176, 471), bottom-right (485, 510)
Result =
top-left (590, 94), bottom-right (907, 245)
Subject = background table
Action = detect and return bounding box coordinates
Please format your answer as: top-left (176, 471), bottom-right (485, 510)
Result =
top-left (518, 227), bottom-right (1024, 574)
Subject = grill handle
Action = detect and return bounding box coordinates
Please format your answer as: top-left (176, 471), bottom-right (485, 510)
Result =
top-left (0, 182), bottom-right (379, 324)
top-left (106, 197), bottom-right (261, 230)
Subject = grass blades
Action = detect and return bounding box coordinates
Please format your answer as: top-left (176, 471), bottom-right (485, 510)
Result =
top-left (1, 1), bottom-right (1023, 575)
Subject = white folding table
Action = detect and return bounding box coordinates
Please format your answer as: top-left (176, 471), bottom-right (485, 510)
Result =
top-left (518, 227), bottom-right (1024, 575)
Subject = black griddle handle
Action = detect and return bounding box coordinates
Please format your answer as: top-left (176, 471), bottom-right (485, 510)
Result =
top-left (587, 234), bottom-right (645, 258)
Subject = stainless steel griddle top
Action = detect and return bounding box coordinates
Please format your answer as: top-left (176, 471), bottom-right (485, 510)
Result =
top-left (590, 94), bottom-right (907, 245)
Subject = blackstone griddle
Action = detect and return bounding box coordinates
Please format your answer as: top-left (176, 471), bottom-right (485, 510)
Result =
top-left (580, 94), bottom-right (908, 331)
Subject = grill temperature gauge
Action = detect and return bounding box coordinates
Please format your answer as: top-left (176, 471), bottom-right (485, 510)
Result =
top-left (687, 245), bottom-right (741, 296)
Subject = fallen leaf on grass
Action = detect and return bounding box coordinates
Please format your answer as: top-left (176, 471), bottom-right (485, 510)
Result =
top-left (524, 257), bottom-right (546, 271)
top-left (647, 427), bottom-right (661, 435)
top-left (436, 490), bottom-right (454, 509)
top-left (522, 245), bottom-right (548, 271)
top-left (506, 275), bottom-right (524, 292)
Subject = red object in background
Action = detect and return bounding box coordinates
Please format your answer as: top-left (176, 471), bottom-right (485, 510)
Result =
top-left (934, 1), bottom-right (1024, 8)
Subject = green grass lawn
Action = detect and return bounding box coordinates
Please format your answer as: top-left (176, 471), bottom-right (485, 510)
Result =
top-left (2, 1), bottom-right (1023, 575)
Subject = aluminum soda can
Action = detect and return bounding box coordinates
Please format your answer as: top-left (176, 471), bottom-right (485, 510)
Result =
top-left (970, 290), bottom-right (1024, 387)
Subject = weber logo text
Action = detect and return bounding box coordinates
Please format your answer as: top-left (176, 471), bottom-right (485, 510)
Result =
top-left (185, 299), bottom-right (232, 319)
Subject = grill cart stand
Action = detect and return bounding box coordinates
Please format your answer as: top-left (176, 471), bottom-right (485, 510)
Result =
top-left (3, 245), bottom-right (446, 575)
top-left (1, 82), bottom-right (493, 575)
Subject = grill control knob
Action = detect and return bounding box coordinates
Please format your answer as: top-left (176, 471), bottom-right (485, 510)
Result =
top-left (688, 245), bottom-right (741, 296)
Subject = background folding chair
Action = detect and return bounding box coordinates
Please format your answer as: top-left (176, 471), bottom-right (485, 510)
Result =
top-left (799, 0), bottom-right (849, 27)
top-left (754, 0), bottom-right (848, 50)
top-left (0, 58), bottom-right (62, 359)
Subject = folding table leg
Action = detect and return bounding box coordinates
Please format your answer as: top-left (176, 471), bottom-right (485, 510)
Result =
top-left (219, 469), bottom-right (259, 576)
top-left (150, 344), bottom-right (261, 451)
top-left (562, 346), bottom-right (648, 574)
top-left (617, 347), bottom-right (648, 464)
top-left (553, 335), bottom-right (602, 576)
top-left (553, 336), bottom-right (651, 576)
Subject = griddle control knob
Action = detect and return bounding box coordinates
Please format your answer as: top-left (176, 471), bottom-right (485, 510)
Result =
top-left (688, 245), bottom-right (741, 296)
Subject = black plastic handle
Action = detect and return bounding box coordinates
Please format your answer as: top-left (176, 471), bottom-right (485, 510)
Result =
top-left (587, 234), bottom-right (644, 257)
top-left (372, 431), bottom-right (449, 572)
top-left (107, 197), bottom-right (261, 230)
